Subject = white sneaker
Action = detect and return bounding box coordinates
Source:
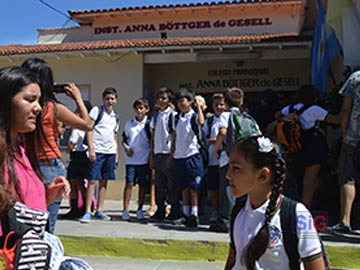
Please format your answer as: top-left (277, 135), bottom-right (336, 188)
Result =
top-left (122, 210), bottom-right (130, 221)
top-left (136, 209), bottom-right (145, 220)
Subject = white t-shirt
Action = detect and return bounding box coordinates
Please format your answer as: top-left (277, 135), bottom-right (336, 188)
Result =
top-left (203, 115), bottom-right (221, 167)
top-left (68, 128), bottom-right (87, 152)
top-left (150, 107), bottom-right (175, 155)
top-left (218, 109), bottom-right (238, 168)
top-left (90, 106), bottom-right (119, 154)
top-left (123, 116), bottom-right (151, 165)
top-left (173, 110), bottom-right (200, 159)
top-left (281, 104), bottom-right (328, 130)
top-left (232, 196), bottom-right (322, 270)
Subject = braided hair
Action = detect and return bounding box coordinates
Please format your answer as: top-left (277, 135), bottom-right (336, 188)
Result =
top-left (233, 136), bottom-right (286, 270)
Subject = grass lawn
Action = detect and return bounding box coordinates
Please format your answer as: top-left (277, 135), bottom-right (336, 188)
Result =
top-left (60, 236), bottom-right (360, 268)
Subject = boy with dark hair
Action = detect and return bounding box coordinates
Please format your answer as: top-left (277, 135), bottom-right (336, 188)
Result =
top-left (212, 87), bottom-right (261, 232)
top-left (150, 87), bottom-right (181, 222)
top-left (121, 98), bottom-right (151, 221)
top-left (79, 87), bottom-right (120, 223)
top-left (203, 93), bottom-right (226, 226)
top-left (171, 88), bottom-right (205, 227)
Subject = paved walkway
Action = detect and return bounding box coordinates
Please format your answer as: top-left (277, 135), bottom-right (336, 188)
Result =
top-left (55, 200), bottom-right (360, 269)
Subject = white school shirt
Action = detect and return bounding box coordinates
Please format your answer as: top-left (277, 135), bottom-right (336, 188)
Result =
top-left (218, 108), bottom-right (242, 168)
top-left (203, 115), bottom-right (221, 166)
top-left (281, 103), bottom-right (328, 130)
top-left (123, 116), bottom-right (151, 165)
top-left (68, 128), bottom-right (87, 152)
top-left (173, 110), bottom-right (200, 159)
top-left (89, 106), bottom-right (119, 154)
top-left (150, 107), bottom-right (175, 154)
top-left (232, 196), bottom-right (322, 270)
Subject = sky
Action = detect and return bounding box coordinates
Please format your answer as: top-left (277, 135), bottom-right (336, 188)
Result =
top-left (0, 0), bottom-right (224, 45)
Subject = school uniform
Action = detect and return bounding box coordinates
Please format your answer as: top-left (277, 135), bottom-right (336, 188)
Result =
top-left (123, 116), bottom-right (151, 187)
top-left (203, 115), bottom-right (221, 190)
top-left (67, 128), bottom-right (89, 180)
top-left (88, 105), bottom-right (120, 180)
top-left (231, 196), bottom-right (322, 270)
top-left (281, 104), bottom-right (329, 167)
top-left (173, 110), bottom-right (204, 190)
top-left (150, 107), bottom-right (181, 218)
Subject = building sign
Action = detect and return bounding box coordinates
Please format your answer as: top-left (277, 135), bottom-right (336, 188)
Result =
top-left (178, 67), bottom-right (303, 91)
top-left (94, 18), bottom-right (272, 35)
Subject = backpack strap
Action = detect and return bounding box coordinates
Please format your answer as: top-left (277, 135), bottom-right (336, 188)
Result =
top-left (145, 118), bottom-right (152, 142)
top-left (207, 114), bottom-right (214, 139)
top-left (280, 196), bottom-right (301, 270)
top-left (94, 105), bottom-right (105, 127)
top-left (230, 195), bottom-right (247, 248)
top-left (168, 111), bottom-right (179, 134)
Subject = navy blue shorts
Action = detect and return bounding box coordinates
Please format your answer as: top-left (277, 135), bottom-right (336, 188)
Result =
top-left (207, 166), bottom-right (220, 190)
top-left (88, 153), bottom-right (116, 180)
top-left (125, 164), bottom-right (151, 187)
top-left (173, 153), bottom-right (204, 190)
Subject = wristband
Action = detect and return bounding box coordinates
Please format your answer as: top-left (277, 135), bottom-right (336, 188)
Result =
top-left (124, 145), bottom-right (130, 152)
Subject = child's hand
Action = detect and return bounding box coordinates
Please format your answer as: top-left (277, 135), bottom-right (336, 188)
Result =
top-left (64, 82), bottom-right (82, 101)
top-left (89, 149), bottom-right (96, 162)
top-left (126, 148), bottom-right (134, 157)
top-left (46, 176), bottom-right (70, 205)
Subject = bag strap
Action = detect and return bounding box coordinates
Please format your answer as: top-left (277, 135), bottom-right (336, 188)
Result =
top-left (94, 105), bottom-right (105, 127)
top-left (280, 196), bottom-right (301, 270)
top-left (207, 114), bottom-right (214, 139)
top-left (144, 118), bottom-right (152, 142)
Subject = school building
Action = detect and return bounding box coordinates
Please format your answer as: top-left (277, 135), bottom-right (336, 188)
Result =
top-left (0, 0), bottom-right (342, 178)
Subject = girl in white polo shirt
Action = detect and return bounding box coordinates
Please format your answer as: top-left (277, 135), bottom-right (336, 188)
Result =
top-left (225, 136), bottom-right (325, 270)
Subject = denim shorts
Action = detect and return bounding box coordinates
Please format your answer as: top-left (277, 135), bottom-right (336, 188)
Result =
top-left (173, 153), bottom-right (204, 190)
top-left (125, 164), bottom-right (151, 187)
top-left (88, 153), bottom-right (116, 180)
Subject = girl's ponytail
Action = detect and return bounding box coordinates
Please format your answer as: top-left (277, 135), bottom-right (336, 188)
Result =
top-left (239, 137), bottom-right (287, 270)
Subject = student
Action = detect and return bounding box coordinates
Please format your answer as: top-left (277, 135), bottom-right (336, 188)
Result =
top-left (150, 87), bottom-right (181, 222)
top-left (121, 98), bottom-right (151, 221)
top-left (79, 87), bottom-right (120, 223)
top-left (212, 88), bottom-right (261, 232)
top-left (63, 100), bottom-right (93, 219)
top-left (0, 66), bottom-right (69, 213)
top-left (203, 93), bottom-right (226, 225)
top-left (277, 85), bottom-right (341, 208)
top-left (22, 58), bottom-right (92, 233)
top-left (171, 88), bottom-right (205, 227)
top-left (225, 136), bottom-right (325, 270)
top-left (327, 70), bottom-right (360, 233)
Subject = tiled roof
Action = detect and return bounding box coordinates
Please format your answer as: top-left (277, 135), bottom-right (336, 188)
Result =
top-left (0, 33), bottom-right (311, 56)
top-left (69, 0), bottom-right (302, 18)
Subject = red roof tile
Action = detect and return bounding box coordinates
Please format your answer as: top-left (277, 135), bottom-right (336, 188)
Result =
top-left (0, 33), bottom-right (311, 56)
top-left (69, 0), bottom-right (302, 18)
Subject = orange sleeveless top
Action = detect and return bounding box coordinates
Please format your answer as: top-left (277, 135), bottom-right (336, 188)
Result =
top-left (36, 101), bottom-right (62, 160)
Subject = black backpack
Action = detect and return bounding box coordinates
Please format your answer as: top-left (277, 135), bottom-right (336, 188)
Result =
top-left (168, 112), bottom-right (209, 168)
top-left (230, 195), bottom-right (330, 270)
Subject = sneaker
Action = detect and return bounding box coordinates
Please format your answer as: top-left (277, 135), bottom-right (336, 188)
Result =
top-left (209, 222), bottom-right (229, 233)
top-left (122, 210), bottom-right (131, 221)
top-left (165, 211), bottom-right (182, 222)
top-left (137, 210), bottom-right (145, 220)
top-left (326, 224), bottom-right (352, 233)
top-left (94, 211), bottom-right (111, 221)
top-left (173, 215), bottom-right (188, 226)
top-left (79, 212), bottom-right (92, 223)
top-left (149, 210), bottom-right (165, 222)
top-left (209, 210), bottom-right (220, 224)
top-left (186, 215), bottom-right (199, 228)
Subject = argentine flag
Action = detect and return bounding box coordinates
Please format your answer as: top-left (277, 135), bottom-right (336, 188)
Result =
top-left (311, 0), bottom-right (342, 97)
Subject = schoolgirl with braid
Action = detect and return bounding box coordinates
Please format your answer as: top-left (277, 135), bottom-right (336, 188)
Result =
top-left (225, 136), bottom-right (325, 270)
